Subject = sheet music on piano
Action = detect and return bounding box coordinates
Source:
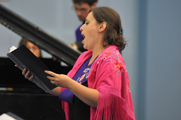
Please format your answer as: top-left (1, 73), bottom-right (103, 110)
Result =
top-left (0, 112), bottom-right (24, 120)
top-left (0, 4), bottom-right (81, 67)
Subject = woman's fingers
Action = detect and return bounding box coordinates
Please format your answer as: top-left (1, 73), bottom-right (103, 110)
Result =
top-left (50, 80), bottom-right (55, 84)
top-left (22, 68), bottom-right (33, 80)
top-left (45, 70), bottom-right (69, 87)
top-left (45, 70), bottom-right (60, 85)
top-left (24, 70), bottom-right (30, 78)
top-left (22, 68), bottom-right (26, 75)
top-left (45, 70), bottom-right (57, 77)
top-left (45, 70), bottom-right (60, 81)
top-left (47, 76), bottom-right (55, 80)
top-left (28, 75), bottom-right (34, 80)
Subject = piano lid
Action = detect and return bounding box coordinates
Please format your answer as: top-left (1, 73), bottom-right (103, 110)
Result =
top-left (0, 4), bottom-right (81, 67)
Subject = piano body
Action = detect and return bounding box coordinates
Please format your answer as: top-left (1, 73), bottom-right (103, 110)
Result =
top-left (0, 4), bottom-right (81, 120)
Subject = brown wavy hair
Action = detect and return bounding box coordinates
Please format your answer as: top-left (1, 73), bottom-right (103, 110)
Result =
top-left (91, 7), bottom-right (126, 52)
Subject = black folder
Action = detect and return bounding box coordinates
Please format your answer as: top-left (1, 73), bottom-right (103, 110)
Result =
top-left (7, 45), bottom-right (57, 93)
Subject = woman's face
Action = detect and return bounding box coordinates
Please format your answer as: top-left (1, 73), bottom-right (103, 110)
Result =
top-left (26, 41), bottom-right (41, 57)
top-left (80, 12), bottom-right (100, 51)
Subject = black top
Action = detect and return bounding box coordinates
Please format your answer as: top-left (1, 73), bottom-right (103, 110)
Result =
top-left (69, 81), bottom-right (90, 120)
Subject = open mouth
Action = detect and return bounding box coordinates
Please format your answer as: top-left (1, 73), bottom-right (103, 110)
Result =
top-left (81, 33), bottom-right (85, 38)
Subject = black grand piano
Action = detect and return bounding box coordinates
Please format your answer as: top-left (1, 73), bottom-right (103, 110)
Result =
top-left (0, 4), bottom-right (81, 120)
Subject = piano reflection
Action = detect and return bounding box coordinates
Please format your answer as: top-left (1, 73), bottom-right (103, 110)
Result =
top-left (0, 4), bottom-right (81, 120)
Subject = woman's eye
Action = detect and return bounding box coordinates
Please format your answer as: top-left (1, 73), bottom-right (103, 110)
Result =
top-left (85, 22), bottom-right (89, 25)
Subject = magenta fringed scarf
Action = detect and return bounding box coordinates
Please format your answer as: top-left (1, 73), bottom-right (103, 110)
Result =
top-left (60, 45), bottom-right (135, 120)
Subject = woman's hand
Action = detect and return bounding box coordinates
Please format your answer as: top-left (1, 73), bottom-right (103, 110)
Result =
top-left (15, 65), bottom-right (34, 81)
top-left (45, 70), bottom-right (99, 107)
top-left (45, 70), bottom-right (71, 88)
top-left (22, 68), bottom-right (34, 80)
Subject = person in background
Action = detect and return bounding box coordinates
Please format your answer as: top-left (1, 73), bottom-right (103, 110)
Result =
top-left (22, 7), bottom-right (135, 120)
top-left (19, 38), bottom-right (42, 58)
top-left (69, 0), bottom-right (98, 52)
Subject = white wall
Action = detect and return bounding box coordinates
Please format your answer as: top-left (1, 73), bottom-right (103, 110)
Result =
top-left (144, 0), bottom-right (181, 120)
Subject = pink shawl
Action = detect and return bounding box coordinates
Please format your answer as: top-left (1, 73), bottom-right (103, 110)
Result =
top-left (61, 45), bottom-right (135, 120)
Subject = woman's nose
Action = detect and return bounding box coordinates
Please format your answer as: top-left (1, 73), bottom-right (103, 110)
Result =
top-left (80, 24), bottom-right (84, 31)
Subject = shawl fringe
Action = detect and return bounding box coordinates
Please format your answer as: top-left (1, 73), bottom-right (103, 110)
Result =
top-left (91, 86), bottom-right (135, 120)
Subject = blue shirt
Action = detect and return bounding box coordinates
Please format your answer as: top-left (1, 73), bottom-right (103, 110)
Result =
top-left (59, 57), bottom-right (92, 104)
top-left (75, 24), bottom-right (84, 42)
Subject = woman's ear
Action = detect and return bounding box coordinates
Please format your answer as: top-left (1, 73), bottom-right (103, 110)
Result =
top-left (99, 22), bottom-right (106, 33)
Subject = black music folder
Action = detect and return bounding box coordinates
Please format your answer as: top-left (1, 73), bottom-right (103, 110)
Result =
top-left (7, 45), bottom-right (57, 93)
